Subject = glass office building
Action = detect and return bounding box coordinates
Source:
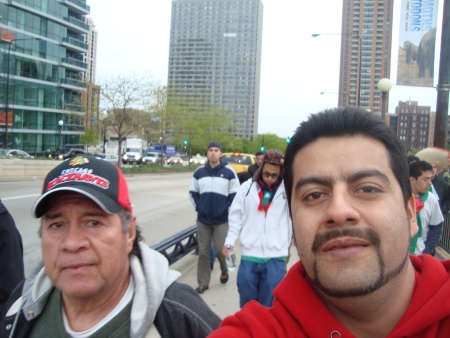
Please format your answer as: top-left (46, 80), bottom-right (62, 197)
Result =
top-left (0, 0), bottom-right (90, 153)
top-left (168, 0), bottom-right (263, 140)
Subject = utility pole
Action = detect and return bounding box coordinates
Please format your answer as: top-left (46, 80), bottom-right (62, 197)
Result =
top-left (433, 0), bottom-right (450, 148)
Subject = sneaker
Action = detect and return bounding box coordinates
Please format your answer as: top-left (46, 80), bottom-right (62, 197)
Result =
top-left (195, 285), bottom-right (209, 294)
top-left (220, 271), bottom-right (229, 284)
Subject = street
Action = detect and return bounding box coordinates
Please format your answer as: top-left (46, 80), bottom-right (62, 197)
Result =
top-left (1, 172), bottom-right (197, 276)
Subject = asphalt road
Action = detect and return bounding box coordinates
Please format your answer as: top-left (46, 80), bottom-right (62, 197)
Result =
top-left (1, 172), bottom-right (197, 276)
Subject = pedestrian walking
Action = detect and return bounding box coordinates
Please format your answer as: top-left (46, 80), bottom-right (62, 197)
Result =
top-left (189, 142), bottom-right (240, 293)
top-left (224, 149), bottom-right (292, 307)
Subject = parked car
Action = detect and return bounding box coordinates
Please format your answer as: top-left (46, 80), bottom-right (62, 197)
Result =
top-left (142, 152), bottom-right (166, 165)
top-left (94, 153), bottom-right (119, 165)
top-left (57, 148), bottom-right (87, 160)
top-left (190, 154), bottom-right (207, 165)
top-left (221, 152), bottom-right (256, 174)
top-left (167, 156), bottom-right (183, 165)
top-left (0, 149), bottom-right (34, 159)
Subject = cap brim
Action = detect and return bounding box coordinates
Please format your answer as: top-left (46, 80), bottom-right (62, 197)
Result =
top-left (32, 185), bottom-right (124, 218)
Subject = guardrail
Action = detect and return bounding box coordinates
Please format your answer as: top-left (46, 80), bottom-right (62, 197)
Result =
top-left (152, 220), bottom-right (450, 266)
top-left (151, 224), bottom-right (198, 265)
top-left (439, 214), bottom-right (450, 254)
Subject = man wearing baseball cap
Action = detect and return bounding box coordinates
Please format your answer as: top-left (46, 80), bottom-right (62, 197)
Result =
top-left (1, 155), bottom-right (220, 338)
top-left (223, 149), bottom-right (292, 308)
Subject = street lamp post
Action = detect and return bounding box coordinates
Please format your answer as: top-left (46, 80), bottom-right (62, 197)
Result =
top-left (312, 33), bottom-right (362, 107)
top-left (58, 120), bottom-right (64, 150)
top-left (2, 37), bottom-right (40, 148)
top-left (377, 78), bottom-right (392, 122)
top-left (3, 39), bottom-right (14, 149)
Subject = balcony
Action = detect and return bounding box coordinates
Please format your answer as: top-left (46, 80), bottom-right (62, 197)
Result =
top-left (60, 0), bottom-right (90, 15)
top-left (63, 16), bottom-right (89, 33)
top-left (60, 78), bottom-right (87, 89)
top-left (62, 37), bottom-right (88, 52)
top-left (61, 57), bottom-right (88, 70)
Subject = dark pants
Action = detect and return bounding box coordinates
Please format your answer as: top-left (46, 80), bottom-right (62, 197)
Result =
top-left (196, 221), bottom-right (228, 286)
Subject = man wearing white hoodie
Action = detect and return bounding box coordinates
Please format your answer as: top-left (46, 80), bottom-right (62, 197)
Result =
top-left (223, 149), bottom-right (292, 308)
top-left (1, 155), bottom-right (220, 338)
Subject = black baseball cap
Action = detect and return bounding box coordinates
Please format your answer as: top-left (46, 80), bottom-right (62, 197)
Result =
top-left (32, 155), bottom-right (132, 218)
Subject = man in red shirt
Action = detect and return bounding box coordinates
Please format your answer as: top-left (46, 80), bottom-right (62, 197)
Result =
top-left (210, 107), bottom-right (450, 337)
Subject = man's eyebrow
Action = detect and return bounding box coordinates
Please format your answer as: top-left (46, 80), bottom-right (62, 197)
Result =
top-left (294, 176), bottom-right (332, 193)
top-left (294, 169), bottom-right (390, 193)
top-left (347, 169), bottom-right (390, 184)
top-left (43, 210), bottom-right (106, 220)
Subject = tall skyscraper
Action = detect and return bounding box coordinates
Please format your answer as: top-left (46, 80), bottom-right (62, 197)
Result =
top-left (0, 0), bottom-right (89, 152)
top-left (167, 0), bottom-right (263, 140)
top-left (339, 0), bottom-right (393, 113)
top-left (84, 17), bottom-right (97, 84)
top-left (82, 17), bottom-right (99, 130)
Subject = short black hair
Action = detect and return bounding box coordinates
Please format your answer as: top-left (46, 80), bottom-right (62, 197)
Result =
top-left (409, 160), bottom-right (432, 179)
top-left (255, 151), bottom-right (264, 157)
top-left (283, 107), bottom-right (411, 215)
top-left (407, 155), bottom-right (420, 165)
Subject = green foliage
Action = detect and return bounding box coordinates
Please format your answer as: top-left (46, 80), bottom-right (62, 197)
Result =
top-left (164, 88), bottom-right (238, 154)
top-left (120, 164), bottom-right (199, 174)
top-left (80, 127), bottom-right (98, 147)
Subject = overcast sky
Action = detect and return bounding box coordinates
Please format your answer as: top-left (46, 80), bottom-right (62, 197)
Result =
top-left (89, 0), bottom-right (440, 138)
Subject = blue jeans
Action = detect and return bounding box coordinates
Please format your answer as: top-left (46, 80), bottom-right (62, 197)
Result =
top-left (237, 259), bottom-right (286, 308)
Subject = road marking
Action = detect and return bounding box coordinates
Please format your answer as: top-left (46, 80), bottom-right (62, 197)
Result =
top-left (2, 194), bottom-right (40, 200)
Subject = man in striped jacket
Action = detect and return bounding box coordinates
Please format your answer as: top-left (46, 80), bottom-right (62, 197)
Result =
top-left (189, 141), bottom-right (240, 294)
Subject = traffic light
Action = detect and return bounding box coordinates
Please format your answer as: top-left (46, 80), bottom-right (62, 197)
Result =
top-left (286, 137), bottom-right (291, 144)
top-left (260, 145), bottom-right (265, 152)
top-left (183, 139), bottom-right (188, 145)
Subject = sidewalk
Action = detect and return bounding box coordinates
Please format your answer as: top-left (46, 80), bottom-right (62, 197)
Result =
top-left (171, 242), bottom-right (300, 319)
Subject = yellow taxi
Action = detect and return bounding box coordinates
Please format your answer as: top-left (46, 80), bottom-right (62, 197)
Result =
top-left (222, 152), bottom-right (256, 174)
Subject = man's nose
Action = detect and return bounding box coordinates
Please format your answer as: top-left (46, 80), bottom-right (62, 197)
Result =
top-left (322, 187), bottom-right (360, 227)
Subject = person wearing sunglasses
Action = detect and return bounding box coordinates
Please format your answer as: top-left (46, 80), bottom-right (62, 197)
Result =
top-left (223, 149), bottom-right (292, 308)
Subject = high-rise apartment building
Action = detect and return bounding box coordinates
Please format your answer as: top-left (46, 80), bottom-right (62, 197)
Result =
top-left (167, 0), bottom-right (263, 140)
top-left (396, 100), bottom-right (434, 152)
top-left (84, 17), bottom-right (97, 84)
top-left (339, 0), bottom-right (393, 113)
top-left (82, 17), bottom-right (99, 130)
top-left (0, 0), bottom-right (90, 153)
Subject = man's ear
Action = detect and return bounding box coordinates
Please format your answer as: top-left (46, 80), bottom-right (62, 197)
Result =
top-left (407, 195), bottom-right (418, 238)
top-left (127, 215), bottom-right (137, 253)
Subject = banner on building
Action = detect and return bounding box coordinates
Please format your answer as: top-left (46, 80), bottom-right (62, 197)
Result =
top-left (0, 112), bottom-right (13, 126)
top-left (397, 0), bottom-right (439, 87)
top-left (0, 28), bottom-right (14, 42)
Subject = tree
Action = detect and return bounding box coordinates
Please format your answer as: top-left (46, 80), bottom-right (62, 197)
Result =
top-left (80, 127), bottom-right (98, 150)
top-left (99, 73), bottom-right (155, 167)
top-left (164, 88), bottom-right (237, 154)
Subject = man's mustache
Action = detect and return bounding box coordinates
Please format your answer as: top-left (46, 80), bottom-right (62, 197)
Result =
top-left (312, 228), bottom-right (381, 253)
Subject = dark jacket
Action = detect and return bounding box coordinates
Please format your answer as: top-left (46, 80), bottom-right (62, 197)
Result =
top-left (1, 281), bottom-right (220, 338)
top-left (0, 200), bottom-right (24, 317)
top-left (1, 242), bottom-right (221, 338)
top-left (237, 163), bottom-right (260, 184)
top-left (189, 161), bottom-right (240, 225)
top-left (433, 176), bottom-right (450, 215)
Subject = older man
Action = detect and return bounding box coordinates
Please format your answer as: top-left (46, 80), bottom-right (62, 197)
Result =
top-left (1, 155), bottom-right (220, 338)
top-left (211, 107), bottom-right (450, 337)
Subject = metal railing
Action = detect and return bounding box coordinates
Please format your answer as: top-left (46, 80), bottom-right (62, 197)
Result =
top-left (151, 217), bottom-right (450, 265)
top-left (439, 214), bottom-right (450, 254)
top-left (151, 224), bottom-right (198, 265)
